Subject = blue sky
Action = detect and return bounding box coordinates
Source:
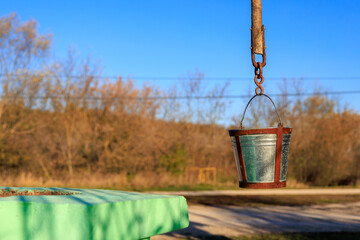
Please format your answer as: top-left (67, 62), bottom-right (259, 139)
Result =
top-left (1, 1), bottom-right (360, 124)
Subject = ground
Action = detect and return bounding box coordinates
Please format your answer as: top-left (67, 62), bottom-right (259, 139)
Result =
top-left (151, 189), bottom-right (360, 239)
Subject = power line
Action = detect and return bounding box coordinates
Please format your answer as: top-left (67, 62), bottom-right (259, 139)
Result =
top-left (0, 74), bottom-right (360, 81)
top-left (126, 76), bottom-right (360, 81)
top-left (2, 90), bottom-right (360, 100)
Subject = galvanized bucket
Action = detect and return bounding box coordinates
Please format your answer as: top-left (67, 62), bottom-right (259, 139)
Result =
top-left (228, 94), bottom-right (292, 189)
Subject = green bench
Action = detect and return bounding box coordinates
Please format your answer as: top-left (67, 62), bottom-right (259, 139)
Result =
top-left (0, 187), bottom-right (189, 239)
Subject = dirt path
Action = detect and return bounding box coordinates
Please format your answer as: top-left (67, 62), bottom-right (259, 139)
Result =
top-left (150, 188), bottom-right (360, 196)
top-left (153, 202), bottom-right (360, 239)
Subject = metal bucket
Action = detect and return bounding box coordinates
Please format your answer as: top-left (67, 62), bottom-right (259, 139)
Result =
top-left (228, 94), bottom-right (292, 189)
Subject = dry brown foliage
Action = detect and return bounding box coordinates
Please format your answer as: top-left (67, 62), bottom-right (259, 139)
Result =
top-left (0, 14), bottom-right (359, 188)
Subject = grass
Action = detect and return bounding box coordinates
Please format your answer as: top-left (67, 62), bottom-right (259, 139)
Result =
top-left (1, 173), bottom-right (359, 193)
top-left (136, 184), bottom-right (241, 192)
top-left (185, 194), bottom-right (360, 207)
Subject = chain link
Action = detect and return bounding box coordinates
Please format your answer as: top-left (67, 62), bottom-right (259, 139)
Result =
top-left (251, 25), bottom-right (266, 95)
top-left (254, 62), bottom-right (264, 95)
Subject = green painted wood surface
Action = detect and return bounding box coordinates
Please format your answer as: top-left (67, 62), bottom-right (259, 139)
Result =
top-left (0, 187), bottom-right (189, 240)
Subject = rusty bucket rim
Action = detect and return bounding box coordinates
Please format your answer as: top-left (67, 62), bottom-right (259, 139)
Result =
top-left (228, 126), bottom-right (292, 136)
top-left (228, 126), bottom-right (292, 131)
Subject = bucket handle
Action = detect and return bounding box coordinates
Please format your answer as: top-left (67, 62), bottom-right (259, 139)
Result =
top-left (240, 94), bottom-right (282, 128)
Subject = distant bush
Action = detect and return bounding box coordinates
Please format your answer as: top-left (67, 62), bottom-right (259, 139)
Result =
top-left (0, 13), bottom-right (359, 188)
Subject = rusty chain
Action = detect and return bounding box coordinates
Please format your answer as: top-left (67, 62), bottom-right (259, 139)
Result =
top-left (254, 61), bottom-right (264, 95)
top-left (251, 25), bottom-right (266, 95)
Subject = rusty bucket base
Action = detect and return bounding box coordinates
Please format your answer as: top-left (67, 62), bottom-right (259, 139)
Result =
top-left (239, 181), bottom-right (286, 189)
